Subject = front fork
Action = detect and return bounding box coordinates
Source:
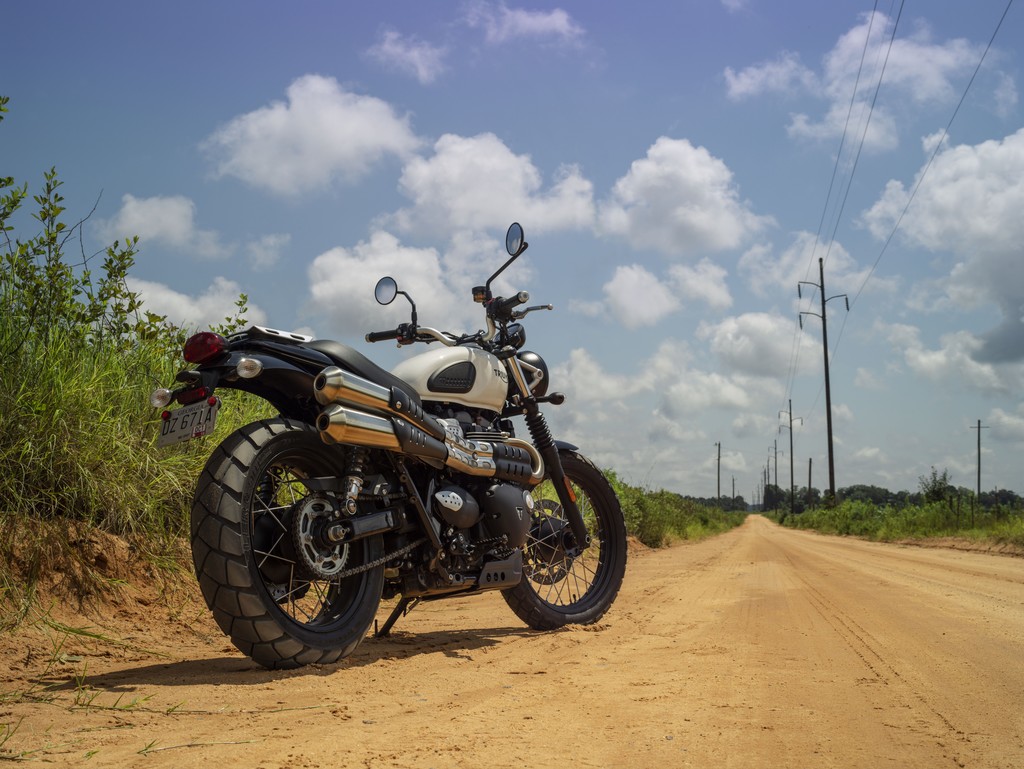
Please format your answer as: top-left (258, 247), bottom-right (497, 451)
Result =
top-left (522, 402), bottom-right (591, 551)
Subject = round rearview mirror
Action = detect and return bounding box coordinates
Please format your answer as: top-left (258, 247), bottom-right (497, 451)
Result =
top-left (374, 276), bottom-right (398, 305)
top-left (506, 222), bottom-right (524, 257)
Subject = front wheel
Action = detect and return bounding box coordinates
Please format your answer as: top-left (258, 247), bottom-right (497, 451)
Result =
top-left (190, 418), bottom-right (384, 669)
top-left (502, 450), bottom-right (627, 629)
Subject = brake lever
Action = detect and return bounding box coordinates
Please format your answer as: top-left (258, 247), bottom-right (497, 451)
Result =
top-left (512, 304), bottom-right (553, 320)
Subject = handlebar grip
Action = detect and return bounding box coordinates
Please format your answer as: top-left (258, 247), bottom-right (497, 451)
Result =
top-left (365, 329), bottom-right (401, 343)
top-left (492, 291), bottom-right (530, 319)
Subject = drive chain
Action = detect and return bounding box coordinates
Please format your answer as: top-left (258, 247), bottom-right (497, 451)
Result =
top-left (335, 537), bottom-right (428, 580)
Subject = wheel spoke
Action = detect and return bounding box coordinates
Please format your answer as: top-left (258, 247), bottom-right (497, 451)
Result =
top-left (521, 473), bottom-right (610, 608)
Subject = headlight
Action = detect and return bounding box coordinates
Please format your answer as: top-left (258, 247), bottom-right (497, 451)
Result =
top-left (516, 351), bottom-right (549, 397)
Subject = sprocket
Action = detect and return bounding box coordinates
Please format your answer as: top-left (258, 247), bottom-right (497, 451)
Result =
top-left (290, 493), bottom-right (351, 581)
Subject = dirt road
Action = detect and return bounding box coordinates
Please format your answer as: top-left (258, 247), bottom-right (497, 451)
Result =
top-left (2, 515), bottom-right (1023, 768)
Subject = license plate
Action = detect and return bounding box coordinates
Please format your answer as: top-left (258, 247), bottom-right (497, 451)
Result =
top-left (157, 399), bottom-right (220, 447)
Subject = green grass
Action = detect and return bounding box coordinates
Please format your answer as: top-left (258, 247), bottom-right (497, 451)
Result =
top-left (775, 499), bottom-right (1024, 547)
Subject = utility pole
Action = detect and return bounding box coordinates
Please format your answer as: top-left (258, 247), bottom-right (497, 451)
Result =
top-left (808, 457), bottom-right (813, 507)
top-left (969, 419), bottom-right (989, 526)
top-left (799, 258), bottom-right (848, 504)
top-left (714, 442), bottom-right (721, 504)
top-left (773, 440), bottom-right (779, 489)
top-left (779, 399), bottom-right (803, 517)
top-left (732, 475), bottom-right (735, 500)
top-left (764, 465), bottom-right (769, 511)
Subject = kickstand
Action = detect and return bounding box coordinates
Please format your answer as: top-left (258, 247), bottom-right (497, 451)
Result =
top-left (375, 597), bottom-right (419, 638)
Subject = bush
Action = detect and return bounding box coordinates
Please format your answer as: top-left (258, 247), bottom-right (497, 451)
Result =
top-left (1, 96), bottom-right (266, 611)
top-left (603, 469), bottom-right (746, 547)
top-left (782, 497), bottom-right (1024, 546)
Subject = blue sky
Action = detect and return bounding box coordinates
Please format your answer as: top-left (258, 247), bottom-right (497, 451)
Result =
top-left (5, 0), bottom-right (1023, 499)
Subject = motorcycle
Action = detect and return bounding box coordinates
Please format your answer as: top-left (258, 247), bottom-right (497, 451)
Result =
top-left (151, 223), bottom-right (627, 669)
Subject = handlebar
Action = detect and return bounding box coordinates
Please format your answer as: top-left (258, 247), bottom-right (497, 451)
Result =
top-left (366, 291), bottom-right (548, 348)
top-left (366, 325), bottom-right (461, 346)
top-left (365, 329), bottom-right (402, 343)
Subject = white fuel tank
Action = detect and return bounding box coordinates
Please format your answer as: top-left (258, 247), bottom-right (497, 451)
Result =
top-left (391, 346), bottom-right (508, 412)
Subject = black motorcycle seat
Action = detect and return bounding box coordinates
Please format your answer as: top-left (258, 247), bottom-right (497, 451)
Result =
top-left (305, 340), bottom-right (422, 408)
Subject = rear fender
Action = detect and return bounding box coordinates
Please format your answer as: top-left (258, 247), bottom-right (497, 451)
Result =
top-left (180, 351), bottom-right (324, 423)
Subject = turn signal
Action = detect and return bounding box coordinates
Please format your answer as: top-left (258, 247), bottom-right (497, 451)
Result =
top-left (149, 388), bottom-right (173, 408)
top-left (183, 332), bottom-right (228, 364)
top-left (235, 357), bottom-right (264, 379)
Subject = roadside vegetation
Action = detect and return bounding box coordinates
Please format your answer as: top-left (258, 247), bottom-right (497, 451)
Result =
top-left (0, 96), bottom-right (265, 623)
top-left (604, 471), bottom-right (747, 548)
top-left (0, 96), bottom-right (739, 625)
top-left (764, 467), bottom-right (1024, 549)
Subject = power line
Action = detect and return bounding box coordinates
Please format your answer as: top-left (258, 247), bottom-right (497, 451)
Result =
top-left (782, 3), bottom-right (892, 418)
top-left (801, 0), bottom-right (904, 417)
top-left (847, 0), bottom-right (1016, 312)
top-left (791, 0), bottom-right (1014, 423)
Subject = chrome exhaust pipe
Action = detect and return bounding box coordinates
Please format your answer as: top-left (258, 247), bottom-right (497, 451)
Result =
top-left (313, 366), bottom-right (447, 441)
top-left (313, 366), bottom-right (390, 411)
top-left (317, 403), bottom-right (545, 485)
top-left (316, 404), bottom-right (402, 450)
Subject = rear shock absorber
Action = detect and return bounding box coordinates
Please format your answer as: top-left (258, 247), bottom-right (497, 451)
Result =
top-left (341, 447), bottom-right (368, 514)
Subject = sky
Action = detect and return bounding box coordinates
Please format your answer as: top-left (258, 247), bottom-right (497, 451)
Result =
top-left (4, 0), bottom-right (1024, 500)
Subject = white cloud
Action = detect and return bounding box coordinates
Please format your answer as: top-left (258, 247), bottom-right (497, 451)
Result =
top-left (598, 137), bottom-right (771, 256)
top-left (697, 312), bottom-right (815, 378)
top-left (584, 258), bottom-right (731, 330)
top-left (878, 321), bottom-right (1024, 394)
top-left (391, 132), bottom-right (594, 236)
top-left (602, 264), bottom-right (681, 329)
top-left (788, 100), bottom-right (898, 150)
top-left (307, 230), bottom-right (474, 336)
top-left (724, 51), bottom-right (817, 100)
top-left (727, 12), bottom-right (1001, 151)
top-left (567, 298), bottom-right (603, 318)
top-left (98, 194), bottom-right (231, 259)
top-left (551, 347), bottom-right (655, 405)
top-left (668, 259), bottom-right (732, 311)
top-left (463, 1), bottom-right (584, 46)
top-left (988, 405), bottom-right (1024, 443)
top-left (441, 229), bottom-right (534, 299)
top-left (994, 71), bottom-right (1019, 117)
top-left (738, 231), bottom-right (897, 299)
top-left (545, 338), bottom-right (795, 493)
top-left (854, 367), bottom-right (884, 391)
top-left (862, 129), bottom-right (1024, 254)
top-left (853, 447), bottom-right (885, 461)
top-left (203, 75), bottom-right (422, 195)
top-left (660, 371), bottom-right (754, 417)
top-left (366, 29), bottom-right (447, 84)
top-left (863, 128), bottom-right (1024, 362)
top-left (126, 276), bottom-right (266, 331)
top-left (246, 233), bottom-right (291, 270)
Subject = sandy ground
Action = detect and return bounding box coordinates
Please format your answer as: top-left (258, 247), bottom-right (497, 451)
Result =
top-left (2, 515), bottom-right (1023, 768)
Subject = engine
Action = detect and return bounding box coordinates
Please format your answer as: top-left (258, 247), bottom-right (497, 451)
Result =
top-left (432, 480), bottom-right (534, 548)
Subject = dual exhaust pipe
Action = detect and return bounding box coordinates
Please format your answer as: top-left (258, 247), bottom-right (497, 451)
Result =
top-left (313, 367), bottom-right (543, 486)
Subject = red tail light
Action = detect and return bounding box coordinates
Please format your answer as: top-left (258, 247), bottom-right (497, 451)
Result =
top-left (183, 332), bottom-right (228, 364)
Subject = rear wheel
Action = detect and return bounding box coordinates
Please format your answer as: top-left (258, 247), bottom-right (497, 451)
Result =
top-left (502, 450), bottom-right (627, 629)
top-left (190, 419), bottom-right (383, 669)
